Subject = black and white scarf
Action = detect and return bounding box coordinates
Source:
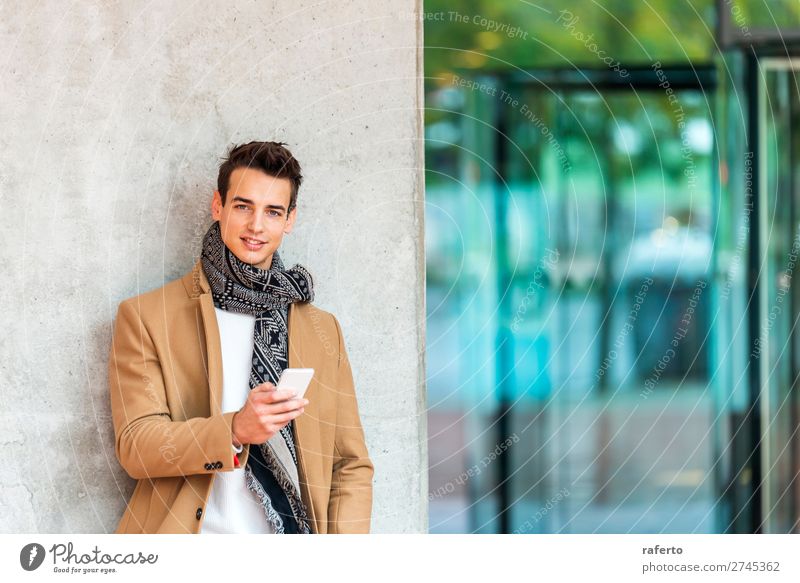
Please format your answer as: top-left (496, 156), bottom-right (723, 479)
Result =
top-left (200, 220), bottom-right (314, 534)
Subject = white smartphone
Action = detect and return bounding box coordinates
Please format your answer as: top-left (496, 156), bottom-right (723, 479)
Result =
top-left (276, 368), bottom-right (315, 400)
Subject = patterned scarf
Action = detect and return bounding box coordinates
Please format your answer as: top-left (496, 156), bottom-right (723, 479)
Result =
top-left (200, 220), bottom-right (314, 534)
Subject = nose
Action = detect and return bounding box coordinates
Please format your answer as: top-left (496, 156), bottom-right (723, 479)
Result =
top-left (247, 210), bottom-right (265, 234)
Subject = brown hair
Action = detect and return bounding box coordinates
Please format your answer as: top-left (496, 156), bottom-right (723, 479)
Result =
top-left (217, 141), bottom-right (303, 211)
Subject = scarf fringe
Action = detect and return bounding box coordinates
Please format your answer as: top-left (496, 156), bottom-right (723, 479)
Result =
top-left (244, 465), bottom-right (286, 534)
top-left (258, 440), bottom-right (311, 534)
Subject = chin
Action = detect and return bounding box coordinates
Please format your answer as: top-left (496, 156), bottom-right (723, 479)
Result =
top-left (244, 256), bottom-right (269, 267)
top-left (240, 250), bottom-right (272, 267)
top-left (230, 249), bottom-right (257, 263)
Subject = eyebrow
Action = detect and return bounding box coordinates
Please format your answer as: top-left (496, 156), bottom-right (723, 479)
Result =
top-left (231, 196), bottom-right (286, 211)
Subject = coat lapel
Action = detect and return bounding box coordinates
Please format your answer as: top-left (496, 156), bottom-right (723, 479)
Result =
top-left (287, 302), bottom-right (323, 533)
top-left (184, 259), bottom-right (322, 533)
top-left (184, 260), bottom-right (224, 417)
top-left (199, 293), bottom-right (224, 417)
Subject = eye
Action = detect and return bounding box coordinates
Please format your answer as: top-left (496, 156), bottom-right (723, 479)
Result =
top-left (234, 204), bottom-right (249, 210)
top-left (268, 210), bottom-right (281, 216)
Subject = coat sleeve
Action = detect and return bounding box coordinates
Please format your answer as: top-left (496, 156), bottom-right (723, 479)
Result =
top-left (327, 315), bottom-right (375, 533)
top-left (108, 299), bottom-right (249, 480)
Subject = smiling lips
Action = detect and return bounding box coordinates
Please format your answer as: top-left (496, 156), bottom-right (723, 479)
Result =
top-left (241, 236), bottom-right (266, 250)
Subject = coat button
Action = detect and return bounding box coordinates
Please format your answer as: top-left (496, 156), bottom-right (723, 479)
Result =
top-left (196, 507), bottom-right (203, 520)
top-left (214, 461), bottom-right (222, 468)
top-left (204, 463), bottom-right (211, 470)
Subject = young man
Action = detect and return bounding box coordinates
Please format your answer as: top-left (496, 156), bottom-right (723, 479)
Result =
top-left (108, 141), bottom-right (374, 534)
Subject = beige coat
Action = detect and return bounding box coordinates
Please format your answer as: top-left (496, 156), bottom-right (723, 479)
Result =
top-left (108, 260), bottom-right (374, 533)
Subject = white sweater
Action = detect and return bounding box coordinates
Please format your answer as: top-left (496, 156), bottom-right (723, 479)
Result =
top-left (199, 308), bottom-right (276, 534)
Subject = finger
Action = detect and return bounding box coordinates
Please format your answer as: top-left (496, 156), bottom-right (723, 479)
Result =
top-left (267, 409), bottom-right (304, 424)
top-left (262, 389), bottom-right (297, 403)
top-left (251, 388), bottom-right (291, 403)
top-left (253, 382), bottom-right (276, 392)
top-left (268, 399), bottom-right (306, 413)
top-left (256, 400), bottom-right (301, 416)
top-left (256, 398), bottom-right (299, 414)
top-left (259, 407), bottom-right (301, 423)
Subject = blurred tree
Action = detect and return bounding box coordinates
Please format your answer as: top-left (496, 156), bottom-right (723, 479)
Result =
top-left (424, 0), bottom-right (716, 125)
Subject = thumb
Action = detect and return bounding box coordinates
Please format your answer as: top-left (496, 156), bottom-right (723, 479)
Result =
top-left (253, 381), bottom-right (276, 392)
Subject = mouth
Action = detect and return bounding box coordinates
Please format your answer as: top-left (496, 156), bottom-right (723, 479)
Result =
top-left (241, 236), bottom-right (266, 251)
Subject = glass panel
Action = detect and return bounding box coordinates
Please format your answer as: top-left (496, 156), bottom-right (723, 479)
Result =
top-left (758, 60), bottom-right (800, 533)
top-left (426, 75), bottom-right (719, 532)
top-left (529, 90), bottom-right (716, 533)
top-left (426, 76), bottom-right (505, 532)
top-left (713, 49), bottom-right (757, 534)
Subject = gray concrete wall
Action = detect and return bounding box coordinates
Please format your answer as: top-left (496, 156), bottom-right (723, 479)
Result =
top-left (0, 1), bottom-right (426, 533)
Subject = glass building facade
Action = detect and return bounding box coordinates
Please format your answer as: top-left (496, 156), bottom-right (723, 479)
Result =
top-left (425, 0), bottom-right (800, 533)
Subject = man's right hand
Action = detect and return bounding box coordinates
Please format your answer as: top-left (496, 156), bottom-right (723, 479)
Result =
top-left (231, 382), bottom-right (308, 445)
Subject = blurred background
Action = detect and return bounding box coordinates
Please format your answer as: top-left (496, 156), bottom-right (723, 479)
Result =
top-left (423, 0), bottom-right (800, 533)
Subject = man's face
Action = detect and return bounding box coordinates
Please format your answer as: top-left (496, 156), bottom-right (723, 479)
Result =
top-left (211, 166), bottom-right (296, 270)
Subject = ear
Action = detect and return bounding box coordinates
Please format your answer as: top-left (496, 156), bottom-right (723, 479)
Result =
top-left (211, 190), bottom-right (223, 221)
top-left (284, 207), bottom-right (297, 234)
